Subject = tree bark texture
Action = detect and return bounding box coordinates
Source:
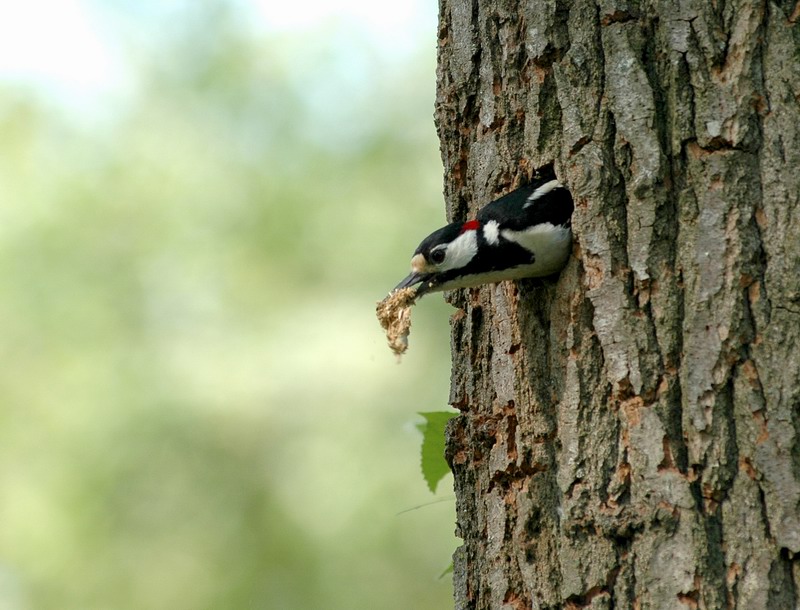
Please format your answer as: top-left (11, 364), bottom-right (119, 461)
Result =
top-left (437, 1), bottom-right (800, 608)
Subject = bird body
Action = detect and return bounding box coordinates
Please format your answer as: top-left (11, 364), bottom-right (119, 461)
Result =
top-left (394, 178), bottom-right (574, 296)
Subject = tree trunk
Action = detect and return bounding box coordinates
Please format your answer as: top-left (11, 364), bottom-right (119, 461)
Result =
top-left (436, 1), bottom-right (800, 608)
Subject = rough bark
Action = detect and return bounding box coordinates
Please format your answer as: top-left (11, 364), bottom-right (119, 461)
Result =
top-left (436, 1), bottom-right (800, 608)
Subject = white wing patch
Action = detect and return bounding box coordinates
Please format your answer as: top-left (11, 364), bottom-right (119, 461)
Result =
top-left (483, 220), bottom-right (500, 245)
top-left (438, 229), bottom-right (478, 271)
top-left (501, 223), bottom-right (572, 276)
top-left (523, 179), bottom-right (562, 208)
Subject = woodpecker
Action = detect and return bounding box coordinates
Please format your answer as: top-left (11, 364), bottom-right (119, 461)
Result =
top-left (394, 177), bottom-right (574, 297)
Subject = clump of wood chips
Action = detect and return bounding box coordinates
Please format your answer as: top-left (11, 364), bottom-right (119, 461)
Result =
top-left (375, 287), bottom-right (418, 357)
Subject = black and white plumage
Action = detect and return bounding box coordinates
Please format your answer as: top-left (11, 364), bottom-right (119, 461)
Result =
top-left (394, 177), bottom-right (574, 297)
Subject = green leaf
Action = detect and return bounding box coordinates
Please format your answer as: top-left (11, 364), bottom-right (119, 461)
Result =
top-left (438, 561), bottom-right (454, 580)
top-left (416, 411), bottom-right (458, 494)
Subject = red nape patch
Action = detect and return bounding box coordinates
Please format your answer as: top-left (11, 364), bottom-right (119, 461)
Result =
top-left (460, 219), bottom-right (480, 233)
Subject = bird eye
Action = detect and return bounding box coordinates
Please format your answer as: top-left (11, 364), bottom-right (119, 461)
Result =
top-left (429, 249), bottom-right (446, 265)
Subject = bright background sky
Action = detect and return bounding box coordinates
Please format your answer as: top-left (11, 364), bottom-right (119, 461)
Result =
top-left (0, 0), bottom-right (438, 111)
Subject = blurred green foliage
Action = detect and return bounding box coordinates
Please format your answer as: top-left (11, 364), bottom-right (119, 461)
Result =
top-left (0, 4), bottom-right (456, 609)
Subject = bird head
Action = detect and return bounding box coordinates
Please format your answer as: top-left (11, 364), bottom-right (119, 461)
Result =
top-left (393, 219), bottom-right (482, 297)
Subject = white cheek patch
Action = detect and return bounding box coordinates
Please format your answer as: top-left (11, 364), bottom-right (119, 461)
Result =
top-left (483, 220), bottom-right (500, 245)
top-left (438, 229), bottom-right (478, 271)
top-left (524, 179), bottom-right (562, 208)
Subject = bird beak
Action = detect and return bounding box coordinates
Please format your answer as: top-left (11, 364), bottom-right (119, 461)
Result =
top-left (394, 253), bottom-right (438, 297)
top-left (394, 271), bottom-right (436, 297)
